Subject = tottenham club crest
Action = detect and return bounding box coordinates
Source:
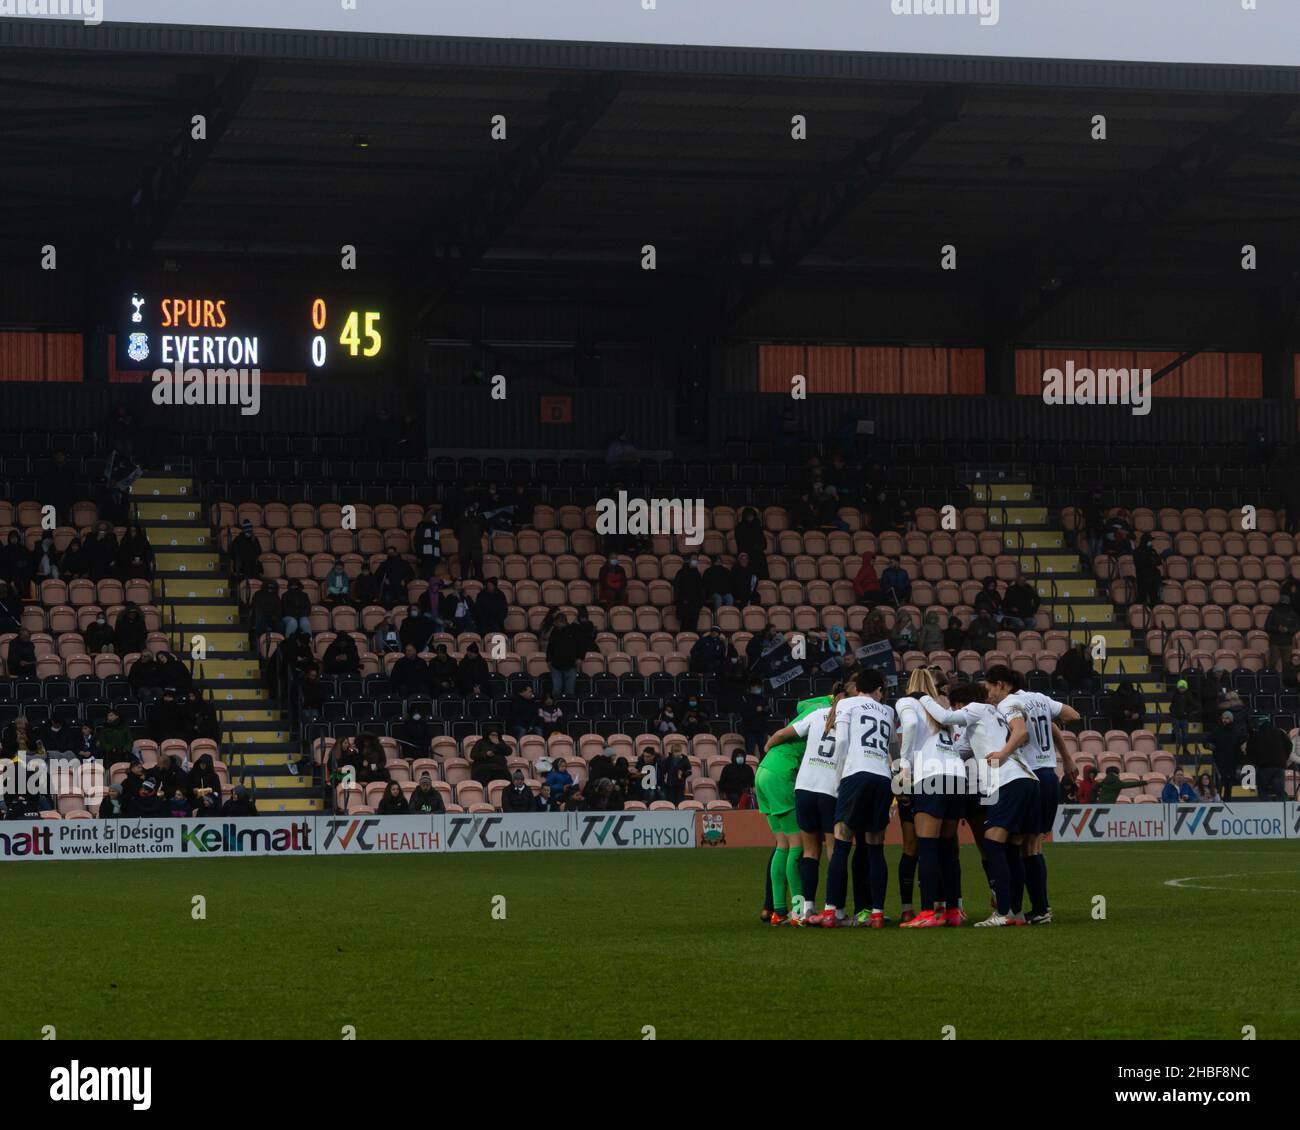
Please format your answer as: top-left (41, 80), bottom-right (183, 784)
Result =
top-left (127, 333), bottom-right (150, 363)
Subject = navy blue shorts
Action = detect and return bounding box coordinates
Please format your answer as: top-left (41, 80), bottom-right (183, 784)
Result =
top-left (984, 776), bottom-right (1039, 834)
top-left (910, 775), bottom-right (968, 821)
top-left (962, 791), bottom-right (987, 828)
top-left (795, 789), bottom-right (837, 835)
top-left (1033, 767), bottom-right (1061, 835)
top-left (834, 771), bottom-right (894, 834)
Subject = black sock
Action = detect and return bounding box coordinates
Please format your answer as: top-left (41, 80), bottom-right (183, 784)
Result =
top-left (798, 855), bottom-right (820, 907)
top-left (1006, 843), bottom-right (1025, 915)
top-left (826, 838), bottom-right (852, 910)
top-left (986, 842), bottom-right (1011, 915)
top-left (941, 837), bottom-right (961, 908)
top-left (899, 851), bottom-right (917, 905)
top-left (850, 836), bottom-right (870, 912)
top-left (868, 843), bottom-right (887, 911)
top-left (917, 838), bottom-right (941, 911)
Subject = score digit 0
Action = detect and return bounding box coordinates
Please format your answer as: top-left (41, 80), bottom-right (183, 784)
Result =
top-left (310, 298), bottom-right (327, 368)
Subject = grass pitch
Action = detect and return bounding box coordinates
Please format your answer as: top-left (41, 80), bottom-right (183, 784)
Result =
top-left (7, 841), bottom-right (1299, 1040)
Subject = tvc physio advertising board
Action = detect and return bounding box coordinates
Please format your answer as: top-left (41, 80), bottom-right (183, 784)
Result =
top-left (0, 811), bottom-right (697, 861)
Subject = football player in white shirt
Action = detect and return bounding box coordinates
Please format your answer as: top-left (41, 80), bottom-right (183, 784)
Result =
top-left (811, 668), bottom-right (897, 929)
top-left (897, 668), bottom-right (966, 928)
top-left (893, 667), bottom-right (947, 923)
top-left (764, 683), bottom-right (848, 922)
top-left (985, 665), bottom-right (1080, 925)
top-left (918, 681), bottom-right (1038, 927)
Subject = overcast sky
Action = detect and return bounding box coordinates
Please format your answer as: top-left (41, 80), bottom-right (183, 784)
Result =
top-left (27, 0), bottom-right (1300, 68)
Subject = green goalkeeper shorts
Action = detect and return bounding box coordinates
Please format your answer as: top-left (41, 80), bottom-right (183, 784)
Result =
top-left (754, 764), bottom-right (795, 819)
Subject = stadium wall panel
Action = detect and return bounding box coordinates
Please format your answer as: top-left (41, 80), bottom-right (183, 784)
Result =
top-left (428, 387), bottom-right (675, 450)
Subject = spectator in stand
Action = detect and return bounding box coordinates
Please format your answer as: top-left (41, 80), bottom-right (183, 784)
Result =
top-left (597, 556), bottom-right (629, 607)
top-left (1055, 643), bottom-right (1099, 694)
top-left (35, 535), bottom-right (61, 581)
top-left (299, 664), bottom-right (327, 730)
top-left (1075, 764), bottom-right (1099, 802)
top-left (860, 609), bottom-right (889, 644)
top-left (454, 505), bottom-right (485, 581)
top-left (357, 739), bottom-right (390, 786)
top-left (229, 520), bottom-right (261, 580)
top-left (249, 583), bottom-right (282, 643)
top-left (281, 578), bottom-right (313, 637)
top-left (890, 612), bottom-right (916, 655)
top-left (390, 643), bottom-right (430, 703)
top-left (223, 785), bottom-right (257, 816)
top-left (439, 581), bottom-right (475, 632)
top-left (1133, 534), bottom-right (1164, 609)
top-left (1001, 571), bottom-right (1040, 630)
top-left (408, 772), bottom-right (446, 814)
top-left (126, 765), bottom-right (168, 818)
top-left (673, 555), bottom-right (705, 631)
top-left (1207, 710), bottom-right (1245, 800)
top-left (428, 644), bottom-right (458, 696)
top-left (738, 681), bottom-right (770, 758)
top-left (1092, 765), bottom-right (1142, 804)
top-left (158, 649), bottom-right (195, 697)
top-left (1245, 716), bottom-right (1290, 801)
top-left (545, 757), bottom-right (575, 805)
top-left (98, 785), bottom-right (125, 819)
top-left (1265, 595), bottom-right (1300, 674)
top-left (398, 606), bottom-right (435, 652)
top-left (942, 615), bottom-right (965, 654)
top-left (689, 626), bottom-right (728, 676)
top-left (703, 556), bottom-right (734, 610)
top-left (167, 788), bottom-right (194, 818)
top-left (373, 613), bottom-right (401, 656)
top-left (734, 507), bottom-right (769, 580)
top-left (470, 728), bottom-right (511, 786)
top-left (546, 614), bottom-right (579, 697)
top-left (412, 506), bottom-right (442, 579)
top-left (6, 628), bottom-right (37, 678)
top-left (456, 642), bottom-right (491, 697)
top-left (917, 611), bottom-right (944, 654)
top-left (851, 553), bottom-right (882, 606)
top-left (973, 576), bottom-right (1003, 623)
top-left (1169, 677), bottom-right (1196, 757)
top-left (0, 530), bottom-right (35, 596)
top-left (718, 749), bottom-right (755, 807)
top-left (1196, 772), bottom-right (1218, 801)
top-left (965, 610), bottom-right (997, 656)
top-left (507, 685), bottom-right (541, 739)
top-left (537, 692), bottom-right (565, 735)
top-left (376, 547), bottom-right (414, 608)
top-left (474, 577), bottom-right (508, 634)
top-left (1160, 769), bottom-right (1198, 804)
top-left (653, 703), bottom-right (679, 737)
top-left (501, 770), bottom-right (539, 813)
top-left (1109, 680), bottom-right (1145, 730)
top-left (1100, 508), bottom-right (1135, 558)
top-left (322, 562), bottom-right (351, 607)
top-left (95, 710), bottom-right (133, 769)
top-left (127, 650), bottom-right (161, 698)
top-left (730, 551), bottom-right (760, 610)
top-left (377, 781), bottom-right (408, 814)
top-left (660, 744), bottom-right (691, 806)
top-left (322, 632), bottom-right (361, 678)
top-left (509, 483), bottom-right (534, 529)
top-left (352, 561), bottom-right (379, 607)
top-left (879, 557), bottom-right (912, 606)
top-left (633, 749), bottom-right (662, 804)
top-left (59, 537), bottom-right (86, 580)
top-left (116, 523), bottom-right (154, 581)
top-left (83, 521), bottom-right (119, 583)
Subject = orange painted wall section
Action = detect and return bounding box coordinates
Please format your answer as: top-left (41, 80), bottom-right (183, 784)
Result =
top-left (0, 332), bottom-right (83, 382)
top-left (1015, 349), bottom-right (1262, 399)
top-left (758, 345), bottom-right (986, 395)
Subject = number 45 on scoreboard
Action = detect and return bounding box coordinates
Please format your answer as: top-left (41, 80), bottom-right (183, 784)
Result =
top-left (309, 298), bottom-right (383, 368)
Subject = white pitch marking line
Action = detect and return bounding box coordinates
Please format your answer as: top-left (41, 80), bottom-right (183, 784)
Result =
top-left (1164, 871), bottom-right (1300, 894)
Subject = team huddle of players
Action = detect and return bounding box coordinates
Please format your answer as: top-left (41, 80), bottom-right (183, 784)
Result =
top-left (754, 664), bottom-right (1079, 927)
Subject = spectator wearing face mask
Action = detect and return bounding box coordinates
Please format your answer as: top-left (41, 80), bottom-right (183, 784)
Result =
top-left (718, 750), bottom-right (755, 807)
top-left (673, 555), bottom-right (705, 631)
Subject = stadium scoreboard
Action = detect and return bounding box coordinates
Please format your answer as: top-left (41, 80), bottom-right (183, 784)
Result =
top-left (116, 289), bottom-right (392, 375)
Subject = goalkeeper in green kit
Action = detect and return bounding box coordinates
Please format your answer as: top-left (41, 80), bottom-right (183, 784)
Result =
top-left (756, 694), bottom-right (832, 925)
